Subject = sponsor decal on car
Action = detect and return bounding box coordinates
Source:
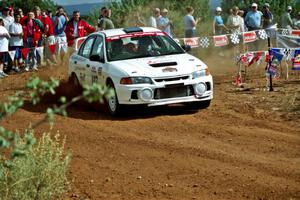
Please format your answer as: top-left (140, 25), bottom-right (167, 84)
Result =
top-left (91, 66), bottom-right (97, 73)
top-left (98, 67), bottom-right (102, 75)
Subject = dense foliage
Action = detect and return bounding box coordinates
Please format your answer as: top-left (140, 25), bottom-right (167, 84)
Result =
top-left (0, 0), bottom-right (56, 13)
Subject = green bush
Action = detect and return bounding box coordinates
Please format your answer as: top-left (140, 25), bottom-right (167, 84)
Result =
top-left (0, 77), bottom-right (110, 200)
top-left (0, 132), bottom-right (70, 200)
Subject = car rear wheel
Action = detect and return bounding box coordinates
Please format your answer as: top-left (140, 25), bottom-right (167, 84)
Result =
top-left (69, 73), bottom-right (81, 89)
top-left (106, 81), bottom-right (123, 116)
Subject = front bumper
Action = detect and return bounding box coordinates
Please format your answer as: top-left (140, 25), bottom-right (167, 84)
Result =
top-left (115, 75), bottom-right (213, 106)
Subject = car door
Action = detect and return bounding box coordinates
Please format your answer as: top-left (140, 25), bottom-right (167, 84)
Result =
top-left (89, 35), bottom-right (106, 85)
top-left (76, 36), bottom-right (96, 85)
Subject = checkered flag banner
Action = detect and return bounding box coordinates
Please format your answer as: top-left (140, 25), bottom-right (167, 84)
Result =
top-left (258, 30), bottom-right (268, 40)
top-left (230, 33), bottom-right (240, 44)
top-left (281, 29), bottom-right (290, 36)
top-left (199, 37), bottom-right (210, 48)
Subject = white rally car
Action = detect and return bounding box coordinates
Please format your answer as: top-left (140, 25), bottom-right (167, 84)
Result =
top-left (68, 27), bottom-right (213, 115)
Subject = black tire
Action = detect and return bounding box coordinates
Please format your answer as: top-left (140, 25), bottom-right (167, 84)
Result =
top-left (69, 73), bottom-right (81, 89)
top-left (186, 100), bottom-right (211, 110)
top-left (106, 80), bottom-right (123, 116)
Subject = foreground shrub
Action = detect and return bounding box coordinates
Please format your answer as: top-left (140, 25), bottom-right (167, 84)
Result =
top-left (0, 132), bottom-right (70, 200)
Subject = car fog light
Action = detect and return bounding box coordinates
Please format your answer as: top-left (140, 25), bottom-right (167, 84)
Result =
top-left (138, 88), bottom-right (153, 102)
top-left (194, 83), bottom-right (207, 96)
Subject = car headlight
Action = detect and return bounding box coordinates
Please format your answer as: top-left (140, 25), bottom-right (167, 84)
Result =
top-left (192, 69), bottom-right (210, 79)
top-left (120, 77), bottom-right (153, 85)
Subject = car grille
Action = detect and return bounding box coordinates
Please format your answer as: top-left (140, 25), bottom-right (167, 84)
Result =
top-left (154, 85), bottom-right (194, 99)
top-left (154, 76), bottom-right (190, 83)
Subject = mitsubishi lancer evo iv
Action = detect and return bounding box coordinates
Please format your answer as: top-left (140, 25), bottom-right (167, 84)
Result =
top-left (68, 27), bottom-right (213, 115)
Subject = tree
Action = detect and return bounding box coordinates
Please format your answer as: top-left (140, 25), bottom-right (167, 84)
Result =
top-left (1, 0), bottom-right (56, 13)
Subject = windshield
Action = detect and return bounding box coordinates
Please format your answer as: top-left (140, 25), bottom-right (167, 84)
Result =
top-left (106, 32), bottom-right (185, 61)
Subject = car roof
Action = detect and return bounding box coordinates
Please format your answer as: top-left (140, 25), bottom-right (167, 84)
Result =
top-left (93, 27), bottom-right (162, 37)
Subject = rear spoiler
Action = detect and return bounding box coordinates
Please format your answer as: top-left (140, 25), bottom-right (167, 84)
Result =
top-left (73, 37), bottom-right (86, 51)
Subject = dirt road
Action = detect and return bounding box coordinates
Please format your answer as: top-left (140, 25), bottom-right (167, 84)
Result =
top-left (0, 55), bottom-right (299, 200)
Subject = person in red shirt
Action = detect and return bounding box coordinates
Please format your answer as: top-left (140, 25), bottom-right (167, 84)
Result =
top-left (22, 12), bottom-right (43, 71)
top-left (41, 10), bottom-right (57, 65)
top-left (17, 8), bottom-right (27, 25)
top-left (65, 10), bottom-right (95, 47)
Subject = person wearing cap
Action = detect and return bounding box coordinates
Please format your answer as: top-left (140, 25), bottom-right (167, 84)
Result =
top-left (184, 6), bottom-right (201, 38)
top-left (281, 6), bottom-right (294, 29)
top-left (226, 6), bottom-right (245, 34)
top-left (294, 12), bottom-right (300, 30)
top-left (213, 7), bottom-right (227, 35)
top-left (148, 8), bottom-right (160, 28)
top-left (158, 8), bottom-right (173, 37)
top-left (245, 3), bottom-right (263, 31)
top-left (262, 3), bottom-right (273, 29)
top-left (2, 7), bottom-right (14, 30)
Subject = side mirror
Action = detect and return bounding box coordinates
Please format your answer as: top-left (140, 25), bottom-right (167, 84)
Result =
top-left (90, 55), bottom-right (105, 63)
top-left (182, 45), bottom-right (191, 52)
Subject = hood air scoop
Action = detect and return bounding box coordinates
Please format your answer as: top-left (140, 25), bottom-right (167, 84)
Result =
top-left (149, 62), bottom-right (177, 68)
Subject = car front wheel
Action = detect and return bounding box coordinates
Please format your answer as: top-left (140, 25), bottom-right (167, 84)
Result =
top-left (106, 81), bottom-right (123, 116)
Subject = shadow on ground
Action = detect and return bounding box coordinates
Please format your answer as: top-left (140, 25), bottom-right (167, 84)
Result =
top-left (22, 81), bottom-right (202, 121)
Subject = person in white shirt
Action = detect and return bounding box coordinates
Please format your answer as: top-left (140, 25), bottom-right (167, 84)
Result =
top-left (0, 18), bottom-right (10, 77)
top-left (184, 6), bottom-right (201, 38)
top-left (158, 8), bottom-right (172, 37)
top-left (9, 14), bottom-right (23, 72)
top-left (148, 8), bottom-right (160, 28)
top-left (226, 6), bottom-right (245, 34)
top-left (2, 7), bottom-right (14, 30)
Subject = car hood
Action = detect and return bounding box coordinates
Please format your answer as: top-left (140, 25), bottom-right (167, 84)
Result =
top-left (109, 53), bottom-right (207, 77)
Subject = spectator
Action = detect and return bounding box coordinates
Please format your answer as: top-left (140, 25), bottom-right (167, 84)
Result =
top-left (133, 10), bottom-right (145, 27)
top-left (184, 6), bottom-right (200, 38)
top-left (158, 8), bottom-right (172, 37)
top-left (66, 10), bottom-right (95, 47)
top-left (98, 8), bottom-right (114, 31)
top-left (281, 6), bottom-right (294, 29)
top-left (9, 13), bottom-right (23, 72)
top-left (0, 18), bottom-right (10, 77)
top-left (2, 7), bottom-right (14, 30)
top-left (213, 7), bottom-right (227, 35)
top-left (97, 6), bottom-right (107, 29)
top-left (295, 12), bottom-right (300, 30)
top-left (262, 3), bottom-right (273, 29)
top-left (22, 12), bottom-right (43, 71)
top-left (53, 6), bottom-right (68, 62)
top-left (41, 10), bottom-right (56, 65)
top-left (148, 8), bottom-right (160, 28)
top-left (17, 8), bottom-right (26, 25)
top-left (33, 6), bottom-right (44, 65)
top-left (34, 6), bottom-right (42, 21)
top-left (245, 3), bottom-right (263, 31)
top-left (226, 6), bottom-right (244, 34)
top-left (237, 10), bottom-right (247, 31)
